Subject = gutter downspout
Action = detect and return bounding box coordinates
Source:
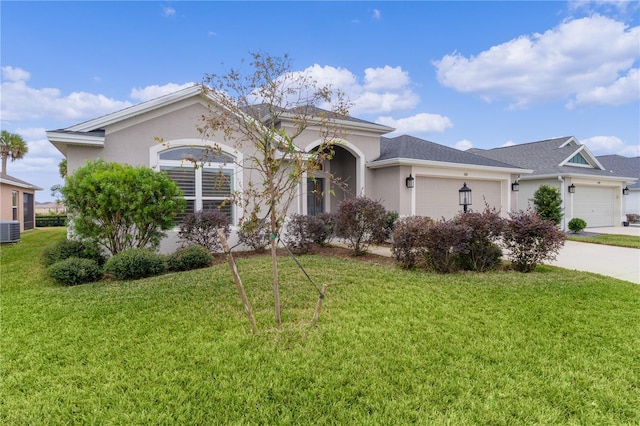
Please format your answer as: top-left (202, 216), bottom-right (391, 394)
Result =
top-left (558, 175), bottom-right (566, 231)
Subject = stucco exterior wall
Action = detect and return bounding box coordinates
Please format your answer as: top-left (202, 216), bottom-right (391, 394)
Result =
top-left (0, 183), bottom-right (36, 232)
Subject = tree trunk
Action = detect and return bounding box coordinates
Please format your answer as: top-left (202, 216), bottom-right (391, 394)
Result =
top-left (217, 229), bottom-right (259, 334)
top-left (311, 284), bottom-right (328, 327)
top-left (270, 206), bottom-right (282, 328)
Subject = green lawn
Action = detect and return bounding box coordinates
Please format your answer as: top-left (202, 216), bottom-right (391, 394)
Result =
top-left (568, 233), bottom-right (640, 249)
top-left (2, 228), bottom-right (639, 425)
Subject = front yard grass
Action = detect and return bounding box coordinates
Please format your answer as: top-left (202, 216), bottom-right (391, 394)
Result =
top-left (2, 228), bottom-right (639, 424)
top-left (568, 233), bottom-right (640, 249)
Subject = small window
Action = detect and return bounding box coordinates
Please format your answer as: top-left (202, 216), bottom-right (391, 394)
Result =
top-left (11, 191), bottom-right (18, 221)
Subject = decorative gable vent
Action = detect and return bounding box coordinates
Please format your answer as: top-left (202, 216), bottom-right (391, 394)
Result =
top-left (568, 153), bottom-right (589, 165)
top-left (0, 220), bottom-right (20, 243)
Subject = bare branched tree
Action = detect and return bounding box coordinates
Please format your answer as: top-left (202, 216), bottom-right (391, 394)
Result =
top-left (200, 52), bottom-right (351, 327)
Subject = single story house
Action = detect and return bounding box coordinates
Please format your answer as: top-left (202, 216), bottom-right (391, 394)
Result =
top-left (47, 85), bottom-right (528, 252)
top-left (470, 137), bottom-right (637, 228)
top-left (0, 173), bottom-right (42, 232)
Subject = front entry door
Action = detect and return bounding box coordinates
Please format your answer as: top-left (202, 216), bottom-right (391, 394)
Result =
top-left (307, 178), bottom-right (324, 216)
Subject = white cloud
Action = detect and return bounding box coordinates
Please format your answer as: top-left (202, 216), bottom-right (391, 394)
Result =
top-left (2, 66), bottom-right (30, 82)
top-left (283, 64), bottom-right (421, 115)
top-left (1, 66), bottom-right (132, 123)
top-left (569, 68), bottom-right (639, 108)
top-left (376, 113), bottom-right (452, 135)
top-left (581, 135), bottom-right (625, 153)
top-left (130, 82), bottom-right (197, 101)
top-left (364, 65), bottom-right (410, 91)
top-left (162, 6), bottom-right (176, 17)
top-left (501, 140), bottom-right (516, 147)
top-left (582, 135), bottom-right (640, 156)
top-left (454, 139), bottom-right (473, 151)
top-left (372, 9), bottom-right (382, 20)
top-left (433, 15), bottom-right (639, 108)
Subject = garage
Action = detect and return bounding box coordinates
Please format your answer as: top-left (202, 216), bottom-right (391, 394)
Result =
top-left (572, 186), bottom-right (616, 227)
top-left (416, 177), bottom-right (502, 220)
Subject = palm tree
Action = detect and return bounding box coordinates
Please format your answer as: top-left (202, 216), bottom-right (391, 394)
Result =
top-left (0, 130), bottom-right (29, 174)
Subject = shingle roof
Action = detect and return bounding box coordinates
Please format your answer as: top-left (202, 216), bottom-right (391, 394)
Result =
top-left (469, 136), bottom-right (632, 179)
top-left (374, 135), bottom-right (524, 169)
top-left (597, 155), bottom-right (640, 189)
top-left (244, 103), bottom-right (392, 130)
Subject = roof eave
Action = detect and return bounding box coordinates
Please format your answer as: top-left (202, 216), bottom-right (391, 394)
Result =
top-left (0, 176), bottom-right (43, 191)
top-left (67, 84), bottom-right (202, 132)
top-left (368, 157), bottom-right (532, 174)
top-left (520, 173), bottom-right (637, 183)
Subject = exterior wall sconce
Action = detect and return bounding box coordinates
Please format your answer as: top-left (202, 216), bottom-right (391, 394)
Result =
top-left (511, 181), bottom-right (520, 192)
top-left (622, 186), bottom-right (630, 195)
top-left (568, 184), bottom-right (576, 193)
top-left (406, 174), bottom-right (415, 188)
top-left (459, 182), bottom-right (472, 213)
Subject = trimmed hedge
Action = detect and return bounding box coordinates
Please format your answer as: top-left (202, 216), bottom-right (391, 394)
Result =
top-left (36, 215), bottom-right (67, 227)
top-left (47, 257), bottom-right (103, 286)
top-left (167, 245), bottom-right (213, 272)
top-left (104, 248), bottom-right (166, 280)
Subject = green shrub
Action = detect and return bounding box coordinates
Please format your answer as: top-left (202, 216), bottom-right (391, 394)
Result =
top-left (335, 197), bottom-right (388, 256)
top-left (380, 210), bottom-right (399, 244)
top-left (532, 185), bottom-right (563, 226)
top-left (568, 218), bottom-right (587, 234)
top-left (167, 245), bottom-right (213, 272)
top-left (42, 239), bottom-right (105, 267)
top-left (47, 257), bottom-right (103, 286)
top-left (62, 159), bottom-right (185, 256)
top-left (35, 214), bottom-right (67, 227)
top-left (104, 248), bottom-right (166, 280)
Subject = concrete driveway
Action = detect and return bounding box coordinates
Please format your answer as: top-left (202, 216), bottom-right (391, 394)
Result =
top-left (548, 226), bottom-right (640, 284)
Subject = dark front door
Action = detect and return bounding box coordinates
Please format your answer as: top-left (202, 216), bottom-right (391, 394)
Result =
top-left (307, 178), bottom-right (324, 216)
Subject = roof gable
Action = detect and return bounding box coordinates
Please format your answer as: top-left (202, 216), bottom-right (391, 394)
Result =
top-left (469, 136), bottom-right (619, 178)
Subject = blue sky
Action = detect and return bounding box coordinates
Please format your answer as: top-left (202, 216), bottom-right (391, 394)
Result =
top-left (1, 1), bottom-right (639, 201)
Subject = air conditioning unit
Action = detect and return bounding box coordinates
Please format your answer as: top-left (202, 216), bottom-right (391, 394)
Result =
top-left (0, 220), bottom-right (20, 243)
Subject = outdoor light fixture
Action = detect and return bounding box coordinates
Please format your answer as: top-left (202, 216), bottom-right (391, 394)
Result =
top-left (623, 186), bottom-right (630, 195)
top-left (568, 184), bottom-right (576, 194)
top-left (511, 181), bottom-right (520, 192)
top-left (458, 182), bottom-right (472, 213)
top-left (406, 174), bottom-right (415, 189)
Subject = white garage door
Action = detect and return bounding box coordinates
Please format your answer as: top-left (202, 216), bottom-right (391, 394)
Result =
top-left (573, 186), bottom-right (615, 227)
top-left (416, 178), bottom-right (501, 220)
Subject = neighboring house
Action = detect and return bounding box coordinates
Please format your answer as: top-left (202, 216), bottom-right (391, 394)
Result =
top-left (35, 201), bottom-right (66, 215)
top-left (470, 137), bottom-right (637, 229)
top-left (0, 173), bottom-right (42, 232)
top-left (596, 155), bottom-right (640, 218)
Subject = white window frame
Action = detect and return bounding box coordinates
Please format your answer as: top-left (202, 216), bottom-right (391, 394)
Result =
top-left (150, 139), bottom-right (243, 225)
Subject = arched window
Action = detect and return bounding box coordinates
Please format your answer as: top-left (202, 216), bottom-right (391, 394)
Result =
top-left (158, 146), bottom-right (237, 223)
